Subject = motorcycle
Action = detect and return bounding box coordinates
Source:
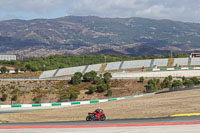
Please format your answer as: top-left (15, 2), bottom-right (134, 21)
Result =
top-left (86, 112), bottom-right (106, 121)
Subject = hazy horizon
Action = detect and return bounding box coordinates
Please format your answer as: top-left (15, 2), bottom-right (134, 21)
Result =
top-left (0, 0), bottom-right (200, 23)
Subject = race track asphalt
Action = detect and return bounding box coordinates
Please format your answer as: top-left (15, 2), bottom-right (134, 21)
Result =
top-left (1, 114), bottom-right (200, 133)
top-left (1, 116), bottom-right (200, 126)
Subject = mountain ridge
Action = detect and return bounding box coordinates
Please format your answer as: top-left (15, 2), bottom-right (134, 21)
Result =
top-left (0, 16), bottom-right (200, 57)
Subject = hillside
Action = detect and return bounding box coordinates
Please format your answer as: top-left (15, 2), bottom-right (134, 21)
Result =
top-left (0, 79), bottom-right (147, 105)
top-left (0, 16), bottom-right (200, 57)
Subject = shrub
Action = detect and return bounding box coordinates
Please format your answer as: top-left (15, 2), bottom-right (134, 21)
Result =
top-left (97, 84), bottom-right (108, 93)
top-left (70, 91), bottom-right (78, 100)
top-left (20, 67), bottom-right (27, 72)
top-left (74, 72), bottom-right (82, 78)
top-left (30, 66), bottom-right (38, 72)
top-left (94, 77), bottom-right (103, 85)
top-left (190, 77), bottom-right (200, 85)
top-left (104, 77), bottom-right (111, 84)
top-left (183, 79), bottom-right (194, 87)
top-left (71, 75), bottom-right (81, 85)
top-left (156, 79), bottom-right (160, 85)
top-left (145, 79), bottom-right (160, 92)
top-left (139, 76), bottom-right (144, 83)
top-left (107, 89), bottom-right (112, 96)
top-left (161, 78), bottom-right (171, 89)
top-left (106, 84), bottom-right (110, 90)
top-left (33, 97), bottom-right (41, 103)
top-left (182, 76), bottom-right (186, 82)
top-left (1, 93), bottom-right (7, 101)
top-left (11, 94), bottom-right (18, 101)
top-left (88, 86), bottom-right (97, 94)
top-left (168, 75), bottom-right (173, 81)
top-left (145, 83), bottom-right (158, 92)
top-left (58, 94), bottom-right (69, 102)
top-left (83, 71), bottom-right (97, 82)
top-left (171, 80), bottom-right (183, 89)
top-left (103, 72), bottom-right (112, 78)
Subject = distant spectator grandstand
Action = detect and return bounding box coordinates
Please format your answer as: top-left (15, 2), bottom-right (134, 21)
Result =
top-left (191, 58), bottom-right (200, 66)
top-left (122, 60), bottom-right (151, 69)
top-left (85, 64), bottom-right (102, 73)
top-left (55, 66), bottom-right (86, 77)
top-left (173, 58), bottom-right (189, 66)
top-left (39, 57), bottom-right (200, 79)
top-left (105, 62), bottom-right (121, 71)
top-left (153, 59), bottom-right (168, 67)
top-left (0, 55), bottom-right (16, 61)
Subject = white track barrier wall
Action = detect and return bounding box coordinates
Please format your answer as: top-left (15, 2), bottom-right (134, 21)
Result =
top-left (191, 58), bottom-right (200, 66)
top-left (105, 62), bottom-right (121, 71)
top-left (39, 70), bottom-right (57, 79)
top-left (112, 70), bottom-right (200, 79)
top-left (173, 58), bottom-right (189, 66)
top-left (55, 66), bottom-right (86, 77)
top-left (153, 59), bottom-right (168, 67)
top-left (122, 60), bottom-right (151, 69)
top-left (85, 64), bottom-right (102, 73)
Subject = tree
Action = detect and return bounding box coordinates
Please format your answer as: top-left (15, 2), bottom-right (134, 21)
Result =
top-left (139, 76), bottom-right (144, 83)
top-left (30, 66), bottom-right (38, 72)
top-left (0, 67), bottom-right (7, 74)
top-left (74, 72), bottom-right (82, 78)
top-left (103, 72), bottom-right (112, 79)
top-left (20, 67), bottom-right (27, 72)
top-left (83, 71), bottom-right (97, 82)
top-left (71, 75), bottom-right (81, 85)
top-left (167, 75), bottom-right (173, 81)
top-left (94, 77), bottom-right (103, 85)
top-left (25, 64), bottom-right (31, 70)
top-left (15, 68), bottom-right (19, 74)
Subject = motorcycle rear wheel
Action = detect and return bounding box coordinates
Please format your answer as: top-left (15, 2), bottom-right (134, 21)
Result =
top-left (86, 116), bottom-right (92, 121)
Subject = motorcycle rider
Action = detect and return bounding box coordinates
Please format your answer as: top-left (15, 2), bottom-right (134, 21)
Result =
top-left (93, 107), bottom-right (103, 119)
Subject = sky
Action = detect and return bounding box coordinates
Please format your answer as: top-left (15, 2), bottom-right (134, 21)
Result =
top-left (0, 0), bottom-right (200, 23)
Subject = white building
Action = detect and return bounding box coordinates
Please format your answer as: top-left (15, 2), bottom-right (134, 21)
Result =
top-left (0, 55), bottom-right (16, 61)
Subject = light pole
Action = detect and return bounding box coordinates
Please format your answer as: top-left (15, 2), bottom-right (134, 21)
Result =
top-left (43, 64), bottom-right (46, 71)
top-left (104, 56), bottom-right (107, 63)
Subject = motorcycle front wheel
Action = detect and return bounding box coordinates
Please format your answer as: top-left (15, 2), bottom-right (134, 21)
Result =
top-left (100, 115), bottom-right (106, 121)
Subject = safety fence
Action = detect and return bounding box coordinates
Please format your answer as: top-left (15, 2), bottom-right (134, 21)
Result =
top-left (0, 93), bottom-right (155, 109)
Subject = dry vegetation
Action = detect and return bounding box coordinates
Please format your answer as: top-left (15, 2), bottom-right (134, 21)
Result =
top-left (1, 89), bottom-right (200, 122)
top-left (0, 79), bottom-right (147, 105)
top-left (0, 71), bottom-right (42, 79)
